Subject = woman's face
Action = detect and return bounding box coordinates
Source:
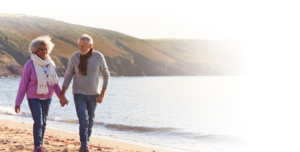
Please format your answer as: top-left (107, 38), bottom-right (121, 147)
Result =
top-left (36, 44), bottom-right (48, 60)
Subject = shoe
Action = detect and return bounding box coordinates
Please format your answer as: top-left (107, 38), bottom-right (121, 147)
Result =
top-left (79, 147), bottom-right (89, 152)
top-left (34, 146), bottom-right (45, 152)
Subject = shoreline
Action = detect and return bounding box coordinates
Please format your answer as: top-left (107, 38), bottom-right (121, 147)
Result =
top-left (0, 118), bottom-right (168, 152)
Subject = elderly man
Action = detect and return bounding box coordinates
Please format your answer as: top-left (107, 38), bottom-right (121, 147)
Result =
top-left (60, 34), bottom-right (110, 152)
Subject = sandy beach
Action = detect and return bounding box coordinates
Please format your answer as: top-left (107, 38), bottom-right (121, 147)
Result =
top-left (0, 119), bottom-right (167, 152)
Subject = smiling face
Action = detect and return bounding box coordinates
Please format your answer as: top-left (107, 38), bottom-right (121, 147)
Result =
top-left (78, 39), bottom-right (92, 55)
top-left (36, 43), bottom-right (48, 60)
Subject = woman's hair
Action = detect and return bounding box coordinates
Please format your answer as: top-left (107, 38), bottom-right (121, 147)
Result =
top-left (29, 35), bottom-right (55, 54)
top-left (78, 34), bottom-right (93, 45)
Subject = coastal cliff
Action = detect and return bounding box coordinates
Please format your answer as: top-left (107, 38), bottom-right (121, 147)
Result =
top-left (0, 14), bottom-right (246, 77)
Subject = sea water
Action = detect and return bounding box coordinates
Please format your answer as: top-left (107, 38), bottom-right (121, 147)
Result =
top-left (0, 76), bottom-right (247, 152)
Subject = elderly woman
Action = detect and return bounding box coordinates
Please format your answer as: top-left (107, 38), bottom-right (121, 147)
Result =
top-left (14, 35), bottom-right (64, 152)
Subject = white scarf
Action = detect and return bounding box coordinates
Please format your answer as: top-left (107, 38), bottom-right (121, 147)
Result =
top-left (31, 54), bottom-right (58, 95)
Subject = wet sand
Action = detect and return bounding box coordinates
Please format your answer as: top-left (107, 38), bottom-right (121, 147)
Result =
top-left (0, 119), bottom-right (167, 152)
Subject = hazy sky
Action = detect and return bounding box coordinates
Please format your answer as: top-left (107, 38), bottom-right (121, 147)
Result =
top-left (0, 0), bottom-right (300, 39)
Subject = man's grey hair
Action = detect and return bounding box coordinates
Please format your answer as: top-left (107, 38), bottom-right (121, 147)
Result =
top-left (29, 35), bottom-right (55, 54)
top-left (78, 34), bottom-right (93, 45)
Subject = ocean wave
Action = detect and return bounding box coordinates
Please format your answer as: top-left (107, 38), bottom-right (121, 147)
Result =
top-left (103, 123), bottom-right (179, 133)
top-left (0, 106), bottom-right (17, 115)
top-left (48, 117), bottom-right (78, 123)
top-left (100, 124), bottom-right (242, 142)
top-left (0, 107), bottom-right (243, 142)
top-left (63, 119), bottom-right (242, 142)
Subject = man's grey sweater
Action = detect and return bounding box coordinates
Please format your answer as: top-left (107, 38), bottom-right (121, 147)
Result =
top-left (62, 51), bottom-right (110, 95)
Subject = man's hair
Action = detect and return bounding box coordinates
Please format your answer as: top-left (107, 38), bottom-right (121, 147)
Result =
top-left (78, 34), bottom-right (93, 45)
top-left (29, 35), bottom-right (55, 54)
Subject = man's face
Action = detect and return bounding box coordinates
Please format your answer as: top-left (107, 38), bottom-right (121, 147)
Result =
top-left (78, 40), bottom-right (92, 54)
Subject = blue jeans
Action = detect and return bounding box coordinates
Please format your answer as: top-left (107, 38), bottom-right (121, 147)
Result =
top-left (28, 99), bottom-right (51, 148)
top-left (74, 94), bottom-right (97, 149)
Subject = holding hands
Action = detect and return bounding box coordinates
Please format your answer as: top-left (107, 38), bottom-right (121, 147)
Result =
top-left (60, 87), bottom-right (69, 107)
top-left (59, 94), bottom-right (69, 107)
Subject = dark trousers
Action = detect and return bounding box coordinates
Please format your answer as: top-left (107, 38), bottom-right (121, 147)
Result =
top-left (74, 94), bottom-right (97, 150)
top-left (28, 98), bottom-right (51, 148)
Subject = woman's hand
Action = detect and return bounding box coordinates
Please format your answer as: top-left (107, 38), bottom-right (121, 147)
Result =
top-left (15, 105), bottom-right (20, 114)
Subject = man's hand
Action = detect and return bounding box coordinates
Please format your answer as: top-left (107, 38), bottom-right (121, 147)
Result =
top-left (96, 94), bottom-right (104, 104)
top-left (96, 87), bottom-right (107, 104)
top-left (15, 105), bottom-right (20, 114)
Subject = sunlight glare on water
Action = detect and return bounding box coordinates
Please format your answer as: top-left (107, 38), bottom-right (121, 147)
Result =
top-left (0, 76), bottom-right (247, 152)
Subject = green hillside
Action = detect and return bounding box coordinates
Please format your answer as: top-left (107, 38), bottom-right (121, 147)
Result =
top-left (0, 14), bottom-right (246, 76)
